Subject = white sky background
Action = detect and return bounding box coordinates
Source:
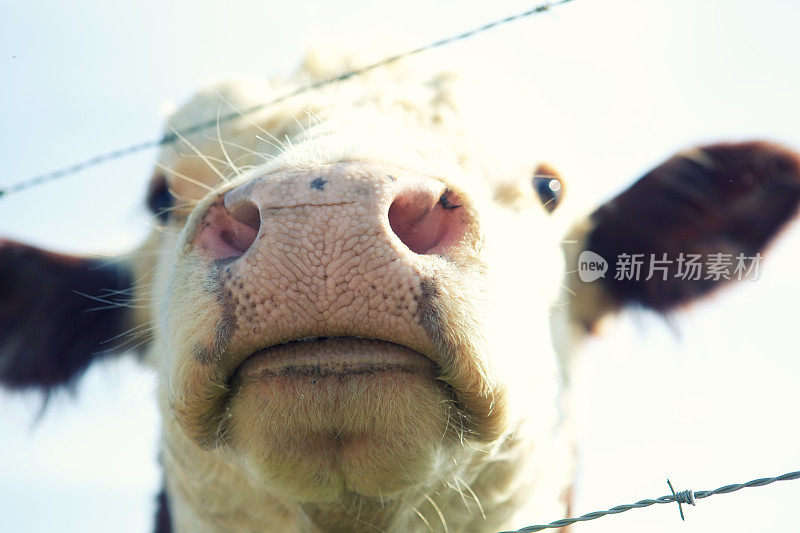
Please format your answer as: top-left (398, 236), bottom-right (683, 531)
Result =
top-left (1, 0), bottom-right (799, 531)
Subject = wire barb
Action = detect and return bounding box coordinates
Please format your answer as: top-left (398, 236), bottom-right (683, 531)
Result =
top-left (1, 0), bottom-right (575, 199)
top-left (667, 478), bottom-right (695, 521)
top-left (503, 469), bottom-right (800, 532)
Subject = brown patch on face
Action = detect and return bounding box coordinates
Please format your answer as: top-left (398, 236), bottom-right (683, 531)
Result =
top-left (414, 276), bottom-right (445, 344)
top-left (192, 258), bottom-right (237, 364)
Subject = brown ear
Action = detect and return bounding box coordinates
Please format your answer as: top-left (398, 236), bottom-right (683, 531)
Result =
top-left (565, 141), bottom-right (800, 331)
top-left (0, 240), bottom-right (136, 392)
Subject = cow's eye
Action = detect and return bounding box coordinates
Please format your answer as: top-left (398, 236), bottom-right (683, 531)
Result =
top-left (146, 175), bottom-right (175, 221)
top-left (532, 164), bottom-right (564, 213)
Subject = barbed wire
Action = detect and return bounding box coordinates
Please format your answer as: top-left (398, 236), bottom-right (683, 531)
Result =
top-left (0, 0), bottom-right (575, 199)
top-left (505, 469), bottom-right (800, 532)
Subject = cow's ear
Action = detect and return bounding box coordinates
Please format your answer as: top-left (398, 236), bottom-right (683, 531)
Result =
top-left (0, 240), bottom-right (137, 392)
top-left (564, 141), bottom-right (800, 331)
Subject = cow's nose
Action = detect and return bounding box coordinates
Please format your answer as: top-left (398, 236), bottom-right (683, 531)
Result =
top-left (193, 164), bottom-right (472, 261)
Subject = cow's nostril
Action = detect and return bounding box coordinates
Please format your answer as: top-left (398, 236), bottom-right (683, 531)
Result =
top-left (388, 188), bottom-right (467, 255)
top-left (225, 198), bottom-right (261, 236)
top-left (221, 198), bottom-right (260, 255)
top-left (195, 194), bottom-right (260, 259)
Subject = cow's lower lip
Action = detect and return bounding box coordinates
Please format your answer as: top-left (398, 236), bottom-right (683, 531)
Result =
top-left (233, 337), bottom-right (436, 382)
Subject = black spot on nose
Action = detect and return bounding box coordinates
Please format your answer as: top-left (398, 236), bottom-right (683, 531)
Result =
top-left (310, 177), bottom-right (327, 191)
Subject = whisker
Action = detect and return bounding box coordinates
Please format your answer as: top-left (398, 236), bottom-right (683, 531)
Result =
top-left (215, 91), bottom-right (277, 140)
top-left (177, 152), bottom-right (231, 167)
top-left (100, 323), bottom-right (156, 350)
top-left (407, 501), bottom-right (433, 532)
top-left (100, 322), bottom-right (153, 345)
top-left (114, 335), bottom-right (154, 354)
top-left (155, 163), bottom-right (214, 193)
top-left (288, 108), bottom-right (308, 137)
top-left (215, 138), bottom-right (273, 162)
top-left (254, 134), bottom-right (288, 155)
top-left (215, 91), bottom-right (289, 155)
top-left (97, 286), bottom-right (137, 297)
top-left (453, 476), bottom-right (485, 519)
top-left (561, 282), bottom-right (577, 297)
top-left (423, 494), bottom-right (448, 533)
top-left (190, 144), bottom-right (267, 175)
top-left (74, 290), bottom-right (146, 310)
top-left (216, 104), bottom-right (241, 180)
top-left (168, 125), bottom-right (229, 183)
top-left (167, 186), bottom-right (203, 207)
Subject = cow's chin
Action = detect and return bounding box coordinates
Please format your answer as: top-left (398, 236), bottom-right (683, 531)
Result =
top-left (225, 338), bottom-right (458, 502)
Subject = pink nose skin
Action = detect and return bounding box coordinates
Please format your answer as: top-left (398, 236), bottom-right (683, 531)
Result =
top-left (194, 164), bottom-right (471, 262)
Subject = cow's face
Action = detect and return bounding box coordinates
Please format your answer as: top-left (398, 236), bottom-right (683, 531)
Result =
top-left (139, 74), bottom-right (568, 503)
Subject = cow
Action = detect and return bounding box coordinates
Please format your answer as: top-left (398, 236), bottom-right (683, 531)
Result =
top-left (1, 53), bottom-right (798, 532)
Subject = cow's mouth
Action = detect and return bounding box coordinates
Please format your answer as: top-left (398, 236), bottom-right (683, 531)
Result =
top-left (232, 337), bottom-right (437, 383)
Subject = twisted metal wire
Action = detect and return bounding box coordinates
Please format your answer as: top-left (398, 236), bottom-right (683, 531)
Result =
top-left (0, 0), bottom-right (575, 199)
top-left (504, 470), bottom-right (800, 532)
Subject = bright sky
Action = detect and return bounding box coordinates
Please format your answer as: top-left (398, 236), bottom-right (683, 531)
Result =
top-left (1, 1), bottom-right (799, 531)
